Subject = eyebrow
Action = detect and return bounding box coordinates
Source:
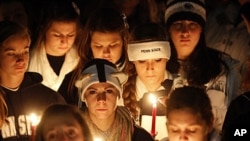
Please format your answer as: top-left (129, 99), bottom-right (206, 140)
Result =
top-left (4, 48), bottom-right (15, 51)
top-left (110, 41), bottom-right (121, 45)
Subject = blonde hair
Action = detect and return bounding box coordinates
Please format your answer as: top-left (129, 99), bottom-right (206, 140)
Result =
top-left (0, 89), bottom-right (7, 128)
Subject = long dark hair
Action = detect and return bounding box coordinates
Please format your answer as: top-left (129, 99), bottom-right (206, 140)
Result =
top-left (78, 7), bottom-right (129, 67)
top-left (166, 31), bottom-right (229, 86)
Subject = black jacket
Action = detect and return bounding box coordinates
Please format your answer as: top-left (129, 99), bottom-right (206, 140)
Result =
top-left (133, 125), bottom-right (154, 141)
top-left (221, 91), bottom-right (250, 141)
top-left (58, 71), bottom-right (79, 106)
top-left (0, 72), bottom-right (66, 141)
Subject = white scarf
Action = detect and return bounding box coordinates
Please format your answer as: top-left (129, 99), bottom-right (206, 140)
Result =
top-left (28, 43), bottom-right (79, 91)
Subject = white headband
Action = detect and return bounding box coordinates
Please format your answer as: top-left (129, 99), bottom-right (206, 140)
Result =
top-left (127, 41), bottom-right (171, 61)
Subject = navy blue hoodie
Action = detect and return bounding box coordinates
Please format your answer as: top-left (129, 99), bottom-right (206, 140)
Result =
top-left (0, 72), bottom-right (66, 141)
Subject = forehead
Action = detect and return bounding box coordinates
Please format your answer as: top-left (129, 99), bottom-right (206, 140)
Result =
top-left (88, 82), bottom-right (117, 89)
top-left (134, 59), bottom-right (167, 65)
top-left (1, 35), bottom-right (30, 49)
top-left (172, 20), bottom-right (198, 24)
top-left (43, 114), bottom-right (79, 128)
top-left (91, 31), bottom-right (122, 41)
top-left (48, 21), bottom-right (77, 32)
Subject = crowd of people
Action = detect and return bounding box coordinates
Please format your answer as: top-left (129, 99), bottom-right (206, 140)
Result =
top-left (0, 0), bottom-right (250, 141)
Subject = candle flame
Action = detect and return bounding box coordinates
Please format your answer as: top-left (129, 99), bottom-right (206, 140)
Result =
top-left (29, 113), bottom-right (40, 126)
top-left (149, 93), bottom-right (157, 104)
top-left (94, 137), bottom-right (103, 141)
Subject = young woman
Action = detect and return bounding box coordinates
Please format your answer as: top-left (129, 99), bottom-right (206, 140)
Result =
top-left (165, 86), bottom-right (220, 141)
top-left (35, 104), bottom-right (93, 141)
top-left (164, 0), bottom-right (240, 132)
top-left (0, 20), bottom-right (65, 140)
top-left (75, 59), bottom-right (154, 141)
top-left (58, 7), bottom-right (129, 105)
top-left (79, 7), bottom-right (129, 71)
top-left (28, 0), bottom-right (80, 91)
top-left (124, 22), bottom-right (172, 140)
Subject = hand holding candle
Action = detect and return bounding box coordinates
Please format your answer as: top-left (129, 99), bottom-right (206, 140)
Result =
top-left (149, 94), bottom-right (157, 137)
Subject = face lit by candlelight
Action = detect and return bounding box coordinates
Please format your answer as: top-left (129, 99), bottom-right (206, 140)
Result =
top-left (45, 21), bottom-right (76, 56)
top-left (42, 114), bottom-right (85, 141)
top-left (90, 31), bottom-right (123, 64)
top-left (167, 108), bottom-right (211, 141)
top-left (133, 58), bottom-right (167, 91)
top-left (84, 83), bottom-right (119, 120)
top-left (0, 36), bottom-right (30, 77)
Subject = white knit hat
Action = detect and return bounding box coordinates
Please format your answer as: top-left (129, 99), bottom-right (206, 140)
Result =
top-left (75, 59), bottom-right (128, 101)
top-left (164, 0), bottom-right (206, 27)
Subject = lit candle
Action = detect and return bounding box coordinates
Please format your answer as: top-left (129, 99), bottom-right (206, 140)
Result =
top-left (149, 94), bottom-right (157, 137)
top-left (29, 113), bottom-right (40, 141)
top-left (94, 137), bottom-right (103, 141)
